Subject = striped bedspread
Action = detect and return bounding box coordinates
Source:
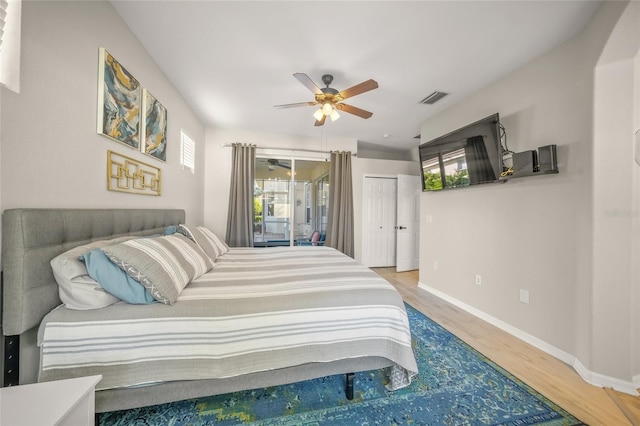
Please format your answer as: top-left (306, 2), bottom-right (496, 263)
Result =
top-left (38, 247), bottom-right (418, 391)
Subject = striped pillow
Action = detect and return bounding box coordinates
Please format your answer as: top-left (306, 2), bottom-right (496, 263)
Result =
top-left (103, 233), bottom-right (213, 304)
top-left (208, 229), bottom-right (230, 255)
top-left (179, 224), bottom-right (229, 261)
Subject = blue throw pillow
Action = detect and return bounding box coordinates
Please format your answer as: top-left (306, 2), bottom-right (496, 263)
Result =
top-left (81, 249), bottom-right (155, 304)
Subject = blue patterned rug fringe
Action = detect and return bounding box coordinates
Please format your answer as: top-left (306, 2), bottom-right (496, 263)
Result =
top-left (98, 304), bottom-right (586, 425)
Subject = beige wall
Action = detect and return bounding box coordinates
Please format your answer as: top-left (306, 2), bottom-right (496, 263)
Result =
top-left (592, 0), bottom-right (640, 388)
top-left (418, 0), bottom-right (638, 391)
top-left (635, 50), bottom-right (640, 392)
top-left (0, 1), bottom-right (206, 223)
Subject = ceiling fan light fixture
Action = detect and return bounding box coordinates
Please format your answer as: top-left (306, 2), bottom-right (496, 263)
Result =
top-left (279, 73), bottom-right (377, 126)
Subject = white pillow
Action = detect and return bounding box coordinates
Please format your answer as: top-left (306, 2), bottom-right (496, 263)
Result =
top-left (50, 236), bottom-right (137, 310)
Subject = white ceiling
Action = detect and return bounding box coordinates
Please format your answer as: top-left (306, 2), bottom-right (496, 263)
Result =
top-left (111, 0), bottom-right (602, 152)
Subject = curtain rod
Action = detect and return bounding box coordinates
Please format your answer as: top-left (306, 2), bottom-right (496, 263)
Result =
top-left (221, 143), bottom-right (357, 156)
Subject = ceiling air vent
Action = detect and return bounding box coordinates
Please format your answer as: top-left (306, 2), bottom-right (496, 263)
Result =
top-left (420, 91), bottom-right (448, 105)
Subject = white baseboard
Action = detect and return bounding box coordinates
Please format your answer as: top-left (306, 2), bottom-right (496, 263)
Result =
top-left (417, 282), bottom-right (639, 396)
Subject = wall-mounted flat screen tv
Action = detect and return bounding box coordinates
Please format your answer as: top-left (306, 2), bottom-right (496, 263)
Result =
top-left (418, 113), bottom-right (502, 191)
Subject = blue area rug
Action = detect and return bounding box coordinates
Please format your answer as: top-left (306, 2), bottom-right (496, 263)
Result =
top-left (98, 304), bottom-right (585, 425)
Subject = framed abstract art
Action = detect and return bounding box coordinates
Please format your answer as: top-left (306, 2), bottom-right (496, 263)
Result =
top-left (141, 89), bottom-right (167, 161)
top-left (97, 48), bottom-right (141, 149)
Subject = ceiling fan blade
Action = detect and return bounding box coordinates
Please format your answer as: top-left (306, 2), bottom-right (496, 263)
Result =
top-left (314, 115), bottom-right (326, 126)
top-left (268, 159), bottom-right (291, 169)
top-left (273, 101), bottom-right (317, 109)
top-left (294, 73), bottom-right (323, 95)
top-left (337, 79), bottom-right (378, 100)
top-left (336, 103), bottom-right (373, 119)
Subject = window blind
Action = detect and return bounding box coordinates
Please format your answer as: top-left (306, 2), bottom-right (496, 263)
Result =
top-left (0, 0), bottom-right (21, 93)
top-left (0, 0), bottom-right (8, 50)
top-left (180, 131), bottom-right (196, 173)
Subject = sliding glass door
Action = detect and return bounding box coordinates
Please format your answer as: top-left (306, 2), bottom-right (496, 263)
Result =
top-left (254, 157), bottom-right (329, 247)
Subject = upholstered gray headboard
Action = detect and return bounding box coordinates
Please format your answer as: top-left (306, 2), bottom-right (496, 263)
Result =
top-left (1, 208), bottom-right (185, 336)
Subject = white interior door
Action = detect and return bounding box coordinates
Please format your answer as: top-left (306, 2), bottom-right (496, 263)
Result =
top-left (396, 174), bottom-right (421, 272)
top-left (362, 177), bottom-right (397, 267)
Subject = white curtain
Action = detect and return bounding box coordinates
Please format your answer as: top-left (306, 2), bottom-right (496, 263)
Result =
top-left (326, 151), bottom-right (354, 257)
top-left (226, 143), bottom-right (255, 247)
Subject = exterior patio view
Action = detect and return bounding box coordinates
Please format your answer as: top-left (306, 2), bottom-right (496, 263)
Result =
top-left (253, 158), bottom-right (329, 247)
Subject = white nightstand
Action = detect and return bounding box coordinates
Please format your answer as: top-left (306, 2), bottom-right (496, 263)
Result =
top-left (1, 375), bottom-right (102, 426)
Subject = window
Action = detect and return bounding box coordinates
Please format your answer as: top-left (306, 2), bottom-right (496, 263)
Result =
top-left (180, 130), bottom-right (195, 173)
top-left (0, 1), bottom-right (8, 44)
top-left (0, 0), bottom-right (21, 93)
top-left (421, 147), bottom-right (469, 190)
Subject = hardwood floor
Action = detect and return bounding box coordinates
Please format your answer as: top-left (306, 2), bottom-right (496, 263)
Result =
top-left (372, 267), bottom-right (640, 426)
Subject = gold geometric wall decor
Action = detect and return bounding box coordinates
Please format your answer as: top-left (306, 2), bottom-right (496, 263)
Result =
top-left (107, 150), bottom-right (161, 196)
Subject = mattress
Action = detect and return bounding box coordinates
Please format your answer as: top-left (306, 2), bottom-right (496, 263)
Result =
top-left (38, 246), bottom-right (418, 391)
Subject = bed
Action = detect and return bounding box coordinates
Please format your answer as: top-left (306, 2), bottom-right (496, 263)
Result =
top-left (1, 208), bottom-right (417, 413)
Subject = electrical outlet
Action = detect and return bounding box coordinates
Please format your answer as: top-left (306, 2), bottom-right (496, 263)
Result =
top-left (520, 289), bottom-right (530, 304)
top-left (433, 260), bottom-right (438, 271)
top-left (475, 275), bottom-right (482, 286)
top-left (426, 215), bottom-right (433, 224)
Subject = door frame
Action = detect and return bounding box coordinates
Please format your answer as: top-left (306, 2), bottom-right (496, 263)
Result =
top-left (361, 174), bottom-right (398, 267)
top-left (254, 152), bottom-right (329, 247)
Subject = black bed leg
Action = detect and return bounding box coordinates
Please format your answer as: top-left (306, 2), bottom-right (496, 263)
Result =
top-left (3, 335), bottom-right (20, 387)
top-left (345, 372), bottom-right (354, 400)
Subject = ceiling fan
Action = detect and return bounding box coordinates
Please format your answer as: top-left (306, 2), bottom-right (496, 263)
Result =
top-left (274, 73), bottom-right (378, 126)
top-left (267, 158), bottom-right (290, 170)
